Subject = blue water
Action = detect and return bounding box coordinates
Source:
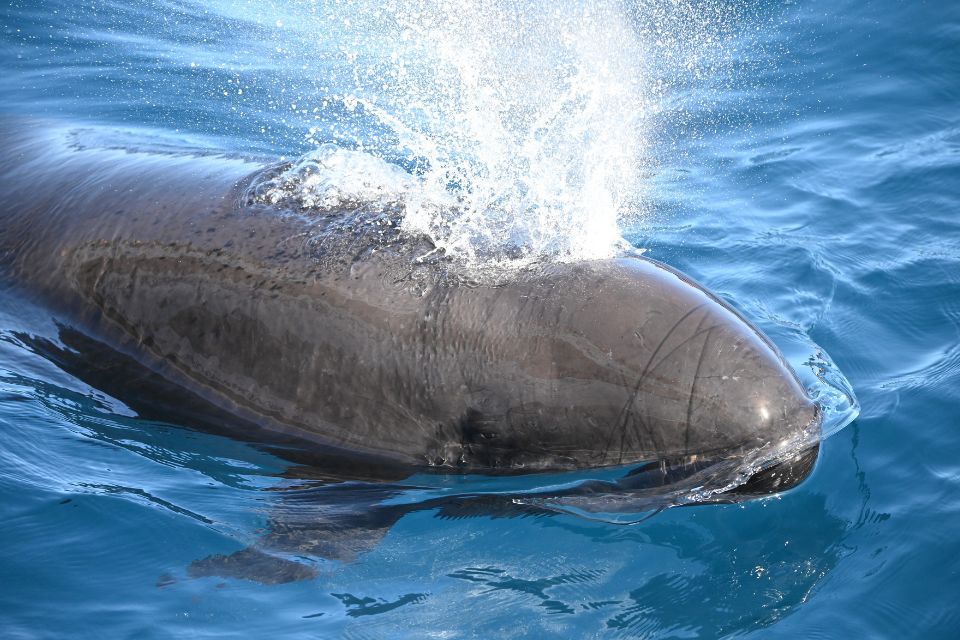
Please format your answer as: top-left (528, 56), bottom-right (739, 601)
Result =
top-left (1, 0), bottom-right (959, 637)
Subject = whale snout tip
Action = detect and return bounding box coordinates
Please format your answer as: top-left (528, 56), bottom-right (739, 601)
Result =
top-left (730, 401), bottom-right (822, 498)
top-left (730, 440), bottom-right (820, 498)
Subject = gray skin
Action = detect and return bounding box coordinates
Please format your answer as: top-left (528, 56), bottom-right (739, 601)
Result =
top-left (0, 121), bottom-right (820, 490)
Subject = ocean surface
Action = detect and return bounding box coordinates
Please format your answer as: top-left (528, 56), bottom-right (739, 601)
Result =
top-left (1, 0), bottom-right (958, 638)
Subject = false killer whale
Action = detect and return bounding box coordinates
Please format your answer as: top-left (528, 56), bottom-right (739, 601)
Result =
top-left (0, 120), bottom-right (821, 574)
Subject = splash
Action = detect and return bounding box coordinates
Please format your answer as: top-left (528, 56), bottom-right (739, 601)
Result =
top-left (377, 0), bottom-right (648, 265)
top-left (249, 0), bottom-right (751, 268)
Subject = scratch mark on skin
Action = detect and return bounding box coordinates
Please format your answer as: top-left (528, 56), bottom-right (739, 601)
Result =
top-left (601, 357), bottom-right (635, 464)
top-left (633, 330), bottom-right (644, 350)
top-left (603, 303), bottom-right (706, 463)
top-left (632, 320), bottom-right (721, 453)
top-left (685, 320), bottom-right (715, 456)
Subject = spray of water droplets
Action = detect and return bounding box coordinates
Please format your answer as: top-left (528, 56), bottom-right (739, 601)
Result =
top-left (247, 0), bottom-right (759, 269)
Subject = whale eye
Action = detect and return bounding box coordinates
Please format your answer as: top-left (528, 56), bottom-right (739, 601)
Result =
top-left (459, 408), bottom-right (503, 444)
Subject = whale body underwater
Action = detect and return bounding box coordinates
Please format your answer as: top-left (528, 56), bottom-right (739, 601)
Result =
top-left (0, 121), bottom-right (822, 527)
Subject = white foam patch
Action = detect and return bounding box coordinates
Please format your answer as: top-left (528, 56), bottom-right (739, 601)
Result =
top-left (254, 144), bottom-right (417, 212)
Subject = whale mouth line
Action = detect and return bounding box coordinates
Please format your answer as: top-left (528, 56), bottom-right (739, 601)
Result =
top-left (724, 443), bottom-right (820, 499)
top-left (705, 402), bottom-right (824, 502)
top-left (502, 405), bottom-right (825, 523)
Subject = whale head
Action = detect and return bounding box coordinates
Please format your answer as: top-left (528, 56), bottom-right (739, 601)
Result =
top-left (445, 257), bottom-right (821, 497)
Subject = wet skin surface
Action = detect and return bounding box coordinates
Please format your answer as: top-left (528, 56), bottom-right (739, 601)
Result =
top-left (0, 121), bottom-right (819, 494)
